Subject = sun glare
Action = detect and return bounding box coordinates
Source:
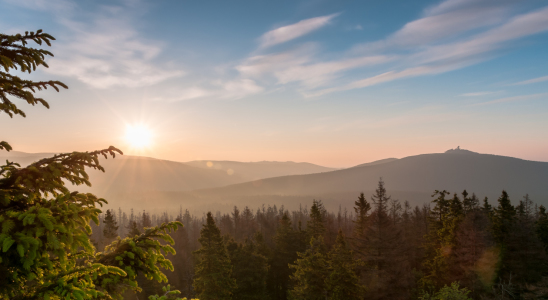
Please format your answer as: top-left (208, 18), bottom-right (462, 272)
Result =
top-left (125, 124), bottom-right (152, 149)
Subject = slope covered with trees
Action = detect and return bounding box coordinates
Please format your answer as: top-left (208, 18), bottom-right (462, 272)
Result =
top-left (90, 182), bottom-right (548, 299)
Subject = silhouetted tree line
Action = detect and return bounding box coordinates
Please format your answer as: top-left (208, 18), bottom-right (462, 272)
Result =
top-left (91, 179), bottom-right (548, 299)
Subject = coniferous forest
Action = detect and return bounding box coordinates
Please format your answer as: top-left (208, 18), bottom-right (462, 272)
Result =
top-left (2, 25), bottom-right (548, 300)
top-left (90, 181), bottom-right (548, 300)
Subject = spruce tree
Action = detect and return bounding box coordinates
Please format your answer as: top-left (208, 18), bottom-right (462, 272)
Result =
top-left (103, 209), bottom-right (119, 241)
top-left (491, 191), bottom-right (516, 245)
top-left (353, 192), bottom-right (371, 239)
top-left (536, 205), bottom-right (548, 251)
top-left (326, 229), bottom-right (363, 300)
top-left (307, 200), bottom-right (326, 240)
top-left (352, 192), bottom-right (372, 258)
top-left (267, 213), bottom-right (305, 300)
top-left (361, 179), bottom-right (401, 298)
top-left (227, 238), bottom-right (269, 300)
top-left (127, 220), bottom-right (141, 237)
top-left (0, 30), bottom-right (183, 299)
top-left (421, 190), bottom-right (461, 292)
top-left (289, 237), bottom-right (329, 300)
top-left (193, 212), bottom-right (236, 300)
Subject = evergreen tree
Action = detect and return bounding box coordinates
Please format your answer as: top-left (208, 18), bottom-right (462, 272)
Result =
top-left (353, 192), bottom-right (371, 240)
top-left (504, 194), bottom-right (546, 283)
top-left (0, 30), bottom-right (183, 299)
top-left (193, 212), bottom-right (236, 300)
top-left (127, 220), bottom-right (142, 237)
top-left (481, 197), bottom-right (492, 215)
top-left (536, 205), bottom-right (548, 251)
top-left (307, 200), bottom-right (326, 240)
top-left (227, 238), bottom-right (269, 300)
top-left (289, 237), bottom-right (329, 300)
top-left (103, 209), bottom-right (119, 241)
top-left (491, 191), bottom-right (516, 245)
top-left (326, 229), bottom-right (363, 300)
top-left (421, 190), bottom-right (462, 292)
top-left (361, 179), bottom-right (402, 299)
top-left (352, 192), bottom-right (372, 260)
top-left (267, 213), bottom-right (305, 300)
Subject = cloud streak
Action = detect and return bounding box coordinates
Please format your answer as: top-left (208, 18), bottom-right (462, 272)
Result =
top-left (31, 1), bottom-right (184, 89)
top-left (309, 4), bottom-right (548, 96)
top-left (259, 13), bottom-right (339, 49)
top-left (513, 75), bottom-right (548, 86)
top-left (471, 93), bottom-right (548, 106)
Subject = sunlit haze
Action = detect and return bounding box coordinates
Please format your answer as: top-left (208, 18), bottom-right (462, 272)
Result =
top-left (125, 124), bottom-right (152, 150)
top-left (1, 0), bottom-right (548, 167)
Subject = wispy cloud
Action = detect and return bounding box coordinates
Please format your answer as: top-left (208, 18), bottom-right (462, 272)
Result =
top-left (460, 91), bottom-right (503, 97)
top-left (12, 0), bottom-right (185, 89)
top-left (238, 44), bottom-right (393, 90)
top-left (470, 93), bottom-right (548, 106)
top-left (513, 75), bottom-right (548, 86)
top-left (353, 0), bottom-right (512, 53)
top-left (310, 4), bottom-right (548, 96)
top-left (259, 13), bottom-right (339, 49)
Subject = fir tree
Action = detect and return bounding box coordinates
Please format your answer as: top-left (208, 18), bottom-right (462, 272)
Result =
top-left (353, 193), bottom-right (371, 234)
top-left (491, 191), bottom-right (516, 245)
top-left (307, 200), bottom-right (326, 240)
top-left (535, 205), bottom-right (548, 252)
top-left (227, 238), bottom-right (269, 300)
top-left (103, 209), bottom-right (119, 240)
top-left (352, 192), bottom-right (371, 255)
top-left (326, 229), bottom-right (363, 300)
top-left (267, 213), bottom-right (305, 300)
top-left (361, 179), bottom-right (402, 299)
top-left (289, 237), bottom-right (329, 300)
top-left (481, 197), bottom-right (492, 215)
top-left (193, 212), bottom-right (236, 300)
top-left (127, 220), bottom-right (141, 237)
top-left (421, 191), bottom-right (463, 292)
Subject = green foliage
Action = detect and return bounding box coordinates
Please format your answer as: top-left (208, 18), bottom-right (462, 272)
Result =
top-left (491, 191), bottom-right (516, 245)
top-left (95, 221), bottom-right (183, 297)
top-left (0, 30), bottom-right (67, 118)
top-left (103, 209), bottom-right (119, 240)
top-left (148, 284), bottom-right (198, 300)
top-left (326, 230), bottom-right (364, 300)
top-left (353, 192), bottom-right (371, 243)
top-left (289, 237), bottom-right (328, 300)
top-left (193, 212), bottom-right (236, 300)
top-left (421, 191), bottom-right (465, 291)
top-left (0, 29), bottom-right (184, 300)
top-left (419, 282), bottom-right (472, 300)
top-left (127, 220), bottom-right (141, 237)
top-left (227, 238), bottom-right (269, 300)
top-left (307, 200), bottom-right (326, 240)
top-left (266, 213), bottom-right (306, 300)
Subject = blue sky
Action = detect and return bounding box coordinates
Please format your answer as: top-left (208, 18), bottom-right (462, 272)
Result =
top-left (1, 0), bottom-right (548, 167)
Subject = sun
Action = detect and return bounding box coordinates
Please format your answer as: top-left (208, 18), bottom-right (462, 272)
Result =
top-left (125, 124), bottom-right (152, 148)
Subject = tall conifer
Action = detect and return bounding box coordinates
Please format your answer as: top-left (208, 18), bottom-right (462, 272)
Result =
top-left (103, 209), bottom-right (119, 241)
top-left (193, 212), bottom-right (236, 300)
top-left (327, 229), bottom-right (363, 300)
top-left (289, 237), bottom-right (329, 300)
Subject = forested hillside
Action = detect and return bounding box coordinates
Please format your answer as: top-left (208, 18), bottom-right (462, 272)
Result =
top-left (92, 180), bottom-right (548, 299)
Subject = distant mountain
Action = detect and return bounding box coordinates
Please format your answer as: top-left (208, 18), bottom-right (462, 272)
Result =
top-left (4, 149), bottom-right (546, 214)
top-left (185, 160), bottom-right (336, 181)
top-left (0, 151), bottom-right (335, 197)
top-left (169, 149), bottom-right (548, 212)
top-left (351, 158), bottom-right (398, 168)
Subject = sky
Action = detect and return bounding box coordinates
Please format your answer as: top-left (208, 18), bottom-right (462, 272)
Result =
top-left (1, 0), bottom-right (548, 168)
